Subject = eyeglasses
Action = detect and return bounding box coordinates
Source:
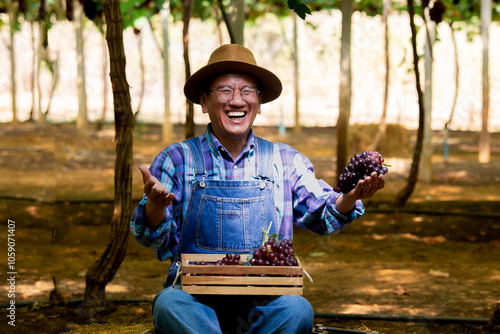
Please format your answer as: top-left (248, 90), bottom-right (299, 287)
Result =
top-left (210, 88), bottom-right (261, 103)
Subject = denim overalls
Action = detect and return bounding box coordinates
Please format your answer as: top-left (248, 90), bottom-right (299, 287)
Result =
top-left (167, 136), bottom-right (277, 283)
top-left (155, 136), bottom-right (314, 334)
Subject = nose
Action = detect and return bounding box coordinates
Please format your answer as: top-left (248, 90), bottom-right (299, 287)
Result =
top-left (230, 90), bottom-right (246, 106)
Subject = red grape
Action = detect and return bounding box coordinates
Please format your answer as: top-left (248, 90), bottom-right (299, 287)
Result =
top-left (334, 150), bottom-right (388, 193)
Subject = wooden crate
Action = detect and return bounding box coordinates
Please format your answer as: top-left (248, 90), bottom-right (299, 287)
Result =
top-left (181, 253), bottom-right (303, 295)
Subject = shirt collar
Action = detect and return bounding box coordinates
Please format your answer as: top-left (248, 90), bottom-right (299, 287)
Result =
top-left (205, 123), bottom-right (256, 161)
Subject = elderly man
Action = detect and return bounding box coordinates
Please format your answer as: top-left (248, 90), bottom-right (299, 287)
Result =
top-left (131, 44), bottom-right (385, 334)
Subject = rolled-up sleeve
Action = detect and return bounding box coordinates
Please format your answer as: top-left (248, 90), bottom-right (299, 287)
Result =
top-left (291, 151), bottom-right (365, 236)
top-left (130, 151), bottom-right (181, 250)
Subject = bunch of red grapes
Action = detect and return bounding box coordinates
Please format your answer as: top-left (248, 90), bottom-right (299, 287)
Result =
top-left (196, 237), bottom-right (298, 267)
top-left (249, 237), bottom-right (298, 267)
top-left (334, 150), bottom-right (388, 193)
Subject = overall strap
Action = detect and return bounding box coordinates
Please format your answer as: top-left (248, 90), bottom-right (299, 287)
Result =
top-left (255, 137), bottom-right (274, 180)
top-left (184, 137), bottom-right (206, 177)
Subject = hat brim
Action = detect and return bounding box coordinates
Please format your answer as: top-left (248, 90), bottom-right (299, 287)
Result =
top-left (184, 61), bottom-right (282, 105)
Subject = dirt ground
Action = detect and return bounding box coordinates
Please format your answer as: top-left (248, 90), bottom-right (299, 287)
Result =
top-left (0, 122), bottom-right (499, 334)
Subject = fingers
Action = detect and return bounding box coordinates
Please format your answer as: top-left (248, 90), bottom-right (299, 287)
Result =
top-left (138, 165), bottom-right (174, 206)
top-left (149, 187), bottom-right (173, 204)
top-left (138, 165), bottom-right (151, 184)
top-left (353, 172), bottom-right (385, 199)
top-left (377, 173), bottom-right (385, 190)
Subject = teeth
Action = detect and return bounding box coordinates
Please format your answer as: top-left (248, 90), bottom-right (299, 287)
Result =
top-left (226, 111), bottom-right (246, 118)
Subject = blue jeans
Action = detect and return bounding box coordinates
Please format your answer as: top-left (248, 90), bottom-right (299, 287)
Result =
top-left (152, 286), bottom-right (314, 334)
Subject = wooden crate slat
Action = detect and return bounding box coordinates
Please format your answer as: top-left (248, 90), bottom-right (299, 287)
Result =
top-left (182, 264), bottom-right (303, 276)
top-left (183, 275), bottom-right (303, 286)
top-left (183, 285), bottom-right (303, 296)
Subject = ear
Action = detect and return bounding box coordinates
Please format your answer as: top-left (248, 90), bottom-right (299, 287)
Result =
top-left (257, 93), bottom-right (262, 114)
top-left (200, 92), bottom-right (209, 114)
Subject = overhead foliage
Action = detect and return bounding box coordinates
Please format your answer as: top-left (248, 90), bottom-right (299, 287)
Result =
top-left (2, 0), bottom-right (499, 30)
top-left (287, 0), bottom-right (315, 19)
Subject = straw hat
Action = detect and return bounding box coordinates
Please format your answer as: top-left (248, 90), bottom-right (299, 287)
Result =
top-left (184, 44), bottom-right (282, 104)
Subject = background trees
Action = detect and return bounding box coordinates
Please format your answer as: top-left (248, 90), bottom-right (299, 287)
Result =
top-left (1, 0), bottom-right (499, 315)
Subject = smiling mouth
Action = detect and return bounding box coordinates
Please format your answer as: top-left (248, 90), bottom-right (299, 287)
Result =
top-left (226, 111), bottom-right (247, 119)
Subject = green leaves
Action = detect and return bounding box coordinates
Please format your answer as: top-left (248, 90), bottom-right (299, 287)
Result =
top-left (287, 0), bottom-right (314, 20)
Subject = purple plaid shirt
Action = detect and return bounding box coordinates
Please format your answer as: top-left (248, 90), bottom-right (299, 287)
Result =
top-left (130, 125), bottom-right (364, 261)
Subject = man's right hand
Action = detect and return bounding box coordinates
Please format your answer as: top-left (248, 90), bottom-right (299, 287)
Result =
top-left (138, 165), bottom-right (175, 227)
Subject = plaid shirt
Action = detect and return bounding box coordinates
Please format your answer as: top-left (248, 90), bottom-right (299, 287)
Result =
top-left (130, 125), bottom-right (364, 261)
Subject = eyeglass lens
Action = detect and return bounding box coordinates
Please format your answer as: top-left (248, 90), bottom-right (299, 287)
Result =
top-left (213, 89), bottom-right (259, 103)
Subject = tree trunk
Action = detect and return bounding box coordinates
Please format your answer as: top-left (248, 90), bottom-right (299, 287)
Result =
top-left (213, 6), bottom-right (224, 45)
top-left (183, 0), bottom-right (195, 139)
top-left (293, 14), bottom-right (301, 134)
top-left (161, 3), bottom-right (173, 143)
top-left (37, 2), bottom-right (47, 126)
top-left (36, 0), bottom-right (58, 124)
top-left (75, 0), bottom-right (88, 134)
top-left (217, 0), bottom-right (236, 44)
top-left (134, 29), bottom-right (145, 117)
top-left (479, 0), bottom-right (491, 163)
top-left (43, 53), bottom-right (60, 116)
top-left (97, 21), bottom-right (108, 131)
top-left (30, 21), bottom-right (36, 121)
top-left (372, 0), bottom-right (390, 151)
top-left (443, 22), bottom-right (460, 164)
top-left (228, 0), bottom-right (244, 45)
top-left (84, 0), bottom-right (134, 313)
top-left (393, 0), bottom-right (426, 207)
top-left (336, 0), bottom-right (352, 178)
top-left (8, 1), bottom-right (18, 123)
top-left (421, 13), bottom-right (435, 182)
top-left (148, 19), bottom-right (163, 57)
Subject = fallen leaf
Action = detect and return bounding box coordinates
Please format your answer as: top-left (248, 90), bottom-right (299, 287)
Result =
top-left (429, 269), bottom-right (450, 278)
top-left (395, 284), bottom-right (410, 295)
top-left (422, 236), bottom-right (447, 244)
top-left (398, 233), bottom-right (421, 241)
top-left (372, 233), bottom-right (387, 240)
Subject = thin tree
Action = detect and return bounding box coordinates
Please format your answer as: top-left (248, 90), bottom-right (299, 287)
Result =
top-left (29, 20), bottom-right (36, 121)
top-left (133, 28), bottom-right (146, 117)
top-left (145, 11), bottom-right (173, 143)
top-left (37, 0), bottom-right (48, 125)
top-left (74, 0), bottom-right (88, 134)
top-left (83, 0), bottom-right (135, 313)
top-left (393, 0), bottom-right (426, 207)
top-left (421, 10), bottom-right (435, 183)
top-left (183, 0), bottom-right (195, 139)
top-left (443, 22), bottom-right (459, 164)
top-left (228, 0), bottom-right (244, 44)
top-left (479, 0), bottom-right (491, 163)
top-left (161, 2), bottom-right (173, 143)
top-left (336, 0), bottom-right (352, 178)
top-left (8, 0), bottom-right (18, 123)
top-left (372, 0), bottom-right (391, 151)
top-left (293, 13), bottom-right (301, 134)
top-left (217, 0), bottom-right (237, 43)
top-left (96, 20), bottom-right (109, 131)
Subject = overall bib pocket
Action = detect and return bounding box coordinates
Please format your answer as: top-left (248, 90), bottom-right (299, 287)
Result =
top-left (196, 194), bottom-right (267, 252)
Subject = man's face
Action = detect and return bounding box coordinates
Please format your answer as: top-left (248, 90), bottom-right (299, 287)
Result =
top-left (200, 73), bottom-right (262, 143)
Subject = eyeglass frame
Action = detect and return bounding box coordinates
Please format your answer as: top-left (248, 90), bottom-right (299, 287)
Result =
top-left (209, 88), bottom-right (262, 103)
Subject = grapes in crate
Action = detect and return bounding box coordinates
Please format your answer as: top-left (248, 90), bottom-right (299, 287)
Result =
top-left (334, 150), bottom-right (388, 193)
top-left (195, 237), bottom-right (299, 267)
top-left (249, 237), bottom-right (298, 267)
top-left (195, 253), bottom-right (242, 266)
